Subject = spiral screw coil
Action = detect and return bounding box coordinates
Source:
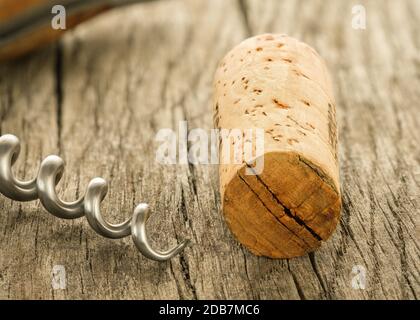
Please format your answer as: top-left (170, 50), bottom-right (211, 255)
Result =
top-left (0, 134), bottom-right (189, 261)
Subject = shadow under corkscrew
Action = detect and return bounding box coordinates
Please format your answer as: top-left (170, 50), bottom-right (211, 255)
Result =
top-left (0, 134), bottom-right (190, 261)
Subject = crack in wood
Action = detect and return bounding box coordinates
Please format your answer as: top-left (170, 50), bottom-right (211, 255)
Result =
top-left (237, 0), bottom-right (252, 37)
top-left (54, 42), bottom-right (63, 155)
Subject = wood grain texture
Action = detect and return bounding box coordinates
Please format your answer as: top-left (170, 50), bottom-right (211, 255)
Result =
top-left (0, 0), bottom-right (419, 299)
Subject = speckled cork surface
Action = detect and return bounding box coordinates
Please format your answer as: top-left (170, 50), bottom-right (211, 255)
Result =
top-left (213, 34), bottom-right (341, 258)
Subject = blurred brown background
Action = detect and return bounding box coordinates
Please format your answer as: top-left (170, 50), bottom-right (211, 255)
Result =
top-left (0, 0), bottom-right (419, 299)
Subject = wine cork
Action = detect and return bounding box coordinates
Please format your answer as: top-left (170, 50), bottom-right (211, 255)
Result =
top-left (213, 34), bottom-right (341, 258)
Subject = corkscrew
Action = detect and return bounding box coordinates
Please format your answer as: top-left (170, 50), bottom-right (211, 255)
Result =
top-left (0, 134), bottom-right (189, 261)
top-left (0, 0), bottom-right (158, 61)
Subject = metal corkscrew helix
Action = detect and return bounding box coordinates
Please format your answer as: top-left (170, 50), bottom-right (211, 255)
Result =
top-left (0, 134), bottom-right (189, 261)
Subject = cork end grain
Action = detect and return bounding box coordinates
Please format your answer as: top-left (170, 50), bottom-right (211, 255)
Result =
top-left (223, 152), bottom-right (341, 258)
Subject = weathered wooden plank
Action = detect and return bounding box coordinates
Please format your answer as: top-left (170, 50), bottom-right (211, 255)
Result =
top-left (241, 0), bottom-right (420, 299)
top-left (0, 48), bottom-right (59, 298)
top-left (0, 0), bottom-right (418, 299)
